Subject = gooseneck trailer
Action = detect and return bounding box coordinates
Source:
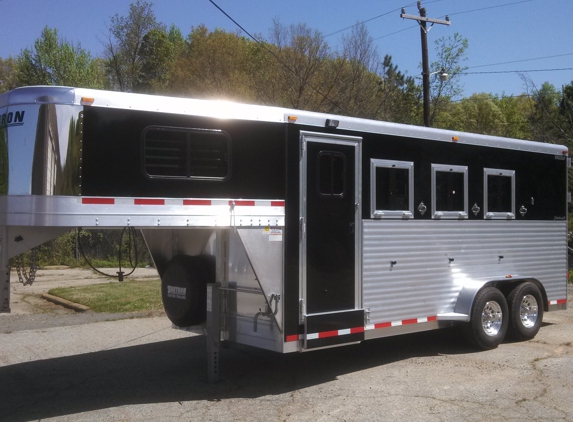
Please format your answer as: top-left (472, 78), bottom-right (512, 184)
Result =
top-left (0, 86), bottom-right (568, 380)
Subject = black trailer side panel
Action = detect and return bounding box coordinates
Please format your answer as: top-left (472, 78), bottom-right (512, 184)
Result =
top-left (81, 107), bottom-right (287, 199)
top-left (360, 134), bottom-right (567, 221)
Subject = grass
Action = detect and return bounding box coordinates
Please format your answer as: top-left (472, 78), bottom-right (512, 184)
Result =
top-left (48, 279), bottom-right (163, 313)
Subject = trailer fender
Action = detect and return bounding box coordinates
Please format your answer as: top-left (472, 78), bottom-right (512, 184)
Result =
top-left (451, 280), bottom-right (492, 321)
top-left (444, 277), bottom-right (547, 323)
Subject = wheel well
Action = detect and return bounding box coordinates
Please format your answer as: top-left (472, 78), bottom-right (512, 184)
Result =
top-left (454, 277), bottom-right (548, 318)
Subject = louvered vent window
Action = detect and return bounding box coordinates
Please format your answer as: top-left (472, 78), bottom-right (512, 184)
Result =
top-left (143, 127), bottom-right (230, 180)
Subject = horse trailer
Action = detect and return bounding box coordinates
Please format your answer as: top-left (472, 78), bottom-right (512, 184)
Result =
top-left (0, 86), bottom-right (568, 381)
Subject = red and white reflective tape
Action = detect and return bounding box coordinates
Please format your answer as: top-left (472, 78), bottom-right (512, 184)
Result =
top-left (285, 315), bottom-right (437, 342)
top-left (366, 315), bottom-right (437, 330)
top-left (548, 299), bottom-right (567, 306)
top-left (81, 197), bottom-right (285, 207)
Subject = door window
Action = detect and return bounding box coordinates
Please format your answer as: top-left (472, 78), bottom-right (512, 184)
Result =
top-left (316, 151), bottom-right (346, 198)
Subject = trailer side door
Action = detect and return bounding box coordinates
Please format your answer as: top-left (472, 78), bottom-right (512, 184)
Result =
top-left (300, 131), bottom-right (363, 349)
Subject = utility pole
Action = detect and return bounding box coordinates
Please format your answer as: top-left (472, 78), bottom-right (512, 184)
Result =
top-left (401, 2), bottom-right (450, 127)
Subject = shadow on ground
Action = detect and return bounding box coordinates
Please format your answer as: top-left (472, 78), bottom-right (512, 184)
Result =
top-left (0, 327), bottom-right (478, 421)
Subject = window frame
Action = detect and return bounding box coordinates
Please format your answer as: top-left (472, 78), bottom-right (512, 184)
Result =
top-left (483, 168), bottom-right (515, 220)
top-left (370, 158), bottom-right (414, 219)
top-left (431, 163), bottom-right (468, 219)
top-left (142, 125), bottom-right (231, 182)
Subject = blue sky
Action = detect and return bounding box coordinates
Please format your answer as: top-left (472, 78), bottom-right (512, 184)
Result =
top-left (1, 0), bottom-right (571, 98)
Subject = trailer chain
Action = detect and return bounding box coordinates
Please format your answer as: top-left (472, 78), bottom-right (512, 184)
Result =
top-left (15, 248), bottom-right (39, 286)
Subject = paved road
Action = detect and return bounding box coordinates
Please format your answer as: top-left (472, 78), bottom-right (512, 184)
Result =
top-left (0, 270), bottom-right (572, 421)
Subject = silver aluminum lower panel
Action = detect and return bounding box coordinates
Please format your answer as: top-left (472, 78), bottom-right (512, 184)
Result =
top-left (362, 219), bottom-right (567, 329)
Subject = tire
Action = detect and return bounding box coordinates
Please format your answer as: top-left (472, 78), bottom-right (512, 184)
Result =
top-left (463, 287), bottom-right (509, 350)
top-left (507, 282), bottom-right (543, 341)
top-left (161, 255), bottom-right (211, 327)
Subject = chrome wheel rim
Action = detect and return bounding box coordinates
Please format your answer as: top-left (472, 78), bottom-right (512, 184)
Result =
top-left (482, 300), bottom-right (503, 336)
top-left (519, 294), bottom-right (539, 328)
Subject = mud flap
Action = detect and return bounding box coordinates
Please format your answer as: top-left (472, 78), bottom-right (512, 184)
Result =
top-left (304, 309), bottom-right (364, 350)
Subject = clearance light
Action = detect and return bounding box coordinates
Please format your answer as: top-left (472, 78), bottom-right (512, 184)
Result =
top-left (81, 97), bottom-right (95, 106)
top-left (325, 119), bottom-right (339, 128)
top-left (563, 150), bottom-right (568, 155)
top-left (452, 136), bottom-right (459, 142)
top-left (287, 115), bottom-right (297, 123)
top-left (505, 274), bottom-right (513, 279)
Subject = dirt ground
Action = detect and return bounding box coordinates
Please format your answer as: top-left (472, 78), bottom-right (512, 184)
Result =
top-left (0, 269), bottom-right (572, 421)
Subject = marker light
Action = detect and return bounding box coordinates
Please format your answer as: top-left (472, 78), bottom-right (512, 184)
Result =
top-left (81, 97), bottom-right (95, 106)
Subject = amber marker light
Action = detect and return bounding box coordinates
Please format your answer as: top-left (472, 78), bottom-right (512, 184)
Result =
top-left (81, 97), bottom-right (95, 105)
top-left (452, 136), bottom-right (459, 142)
top-left (287, 115), bottom-right (297, 123)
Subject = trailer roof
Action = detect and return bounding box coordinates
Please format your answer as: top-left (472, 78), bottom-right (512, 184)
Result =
top-left (0, 85), bottom-right (567, 156)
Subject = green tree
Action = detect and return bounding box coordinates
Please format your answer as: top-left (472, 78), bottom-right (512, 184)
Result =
top-left (334, 23), bottom-right (382, 118)
top-left (437, 93), bottom-right (505, 135)
top-left (18, 27), bottom-right (104, 88)
top-left (496, 94), bottom-right (531, 139)
top-left (559, 81), bottom-right (573, 143)
top-left (169, 25), bottom-right (256, 101)
top-left (377, 54), bottom-right (421, 124)
top-left (267, 20), bottom-right (333, 111)
top-left (429, 33), bottom-right (469, 126)
top-left (103, 0), bottom-right (164, 92)
top-left (0, 57), bottom-right (20, 93)
top-left (525, 81), bottom-right (565, 144)
top-left (136, 28), bottom-right (174, 92)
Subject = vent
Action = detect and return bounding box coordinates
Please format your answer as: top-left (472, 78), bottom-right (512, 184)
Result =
top-left (143, 127), bottom-right (230, 180)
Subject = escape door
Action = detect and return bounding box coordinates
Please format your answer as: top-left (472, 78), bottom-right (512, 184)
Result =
top-left (300, 131), bottom-right (362, 318)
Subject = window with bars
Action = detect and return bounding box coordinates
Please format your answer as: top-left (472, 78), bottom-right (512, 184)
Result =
top-left (484, 168), bottom-right (515, 219)
top-left (431, 164), bottom-right (468, 219)
top-left (370, 159), bottom-right (414, 218)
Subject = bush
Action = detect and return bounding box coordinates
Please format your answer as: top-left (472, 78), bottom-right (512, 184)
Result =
top-left (15, 228), bottom-right (153, 269)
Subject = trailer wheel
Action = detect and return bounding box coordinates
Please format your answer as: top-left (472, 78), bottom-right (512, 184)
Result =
top-left (507, 282), bottom-right (543, 341)
top-left (463, 287), bottom-right (508, 350)
top-left (161, 255), bottom-right (210, 327)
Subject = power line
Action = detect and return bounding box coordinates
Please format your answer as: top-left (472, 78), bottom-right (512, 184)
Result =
top-left (375, 0), bottom-right (535, 41)
top-left (207, 0), bottom-right (348, 114)
top-left (207, 0), bottom-right (260, 42)
top-left (374, 26), bottom-right (414, 41)
top-left (324, 0), bottom-right (444, 38)
top-left (445, 0), bottom-right (534, 18)
top-left (462, 67), bottom-right (573, 75)
top-left (469, 53), bottom-right (573, 70)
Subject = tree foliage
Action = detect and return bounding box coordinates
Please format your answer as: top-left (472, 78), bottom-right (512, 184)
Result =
top-left (428, 32), bottom-right (469, 127)
top-left (103, 0), bottom-right (164, 92)
top-left (522, 77), bottom-right (573, 146)
top-left (0, 57), bottom-right (19, 93)
top-left (18, 27), bottom-right (104, 88)
top-left (3, 0), bottom-right (573, 154)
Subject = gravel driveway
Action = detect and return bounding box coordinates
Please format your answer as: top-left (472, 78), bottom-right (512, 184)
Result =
top-left (0, 270), bottom-right (572, 421)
